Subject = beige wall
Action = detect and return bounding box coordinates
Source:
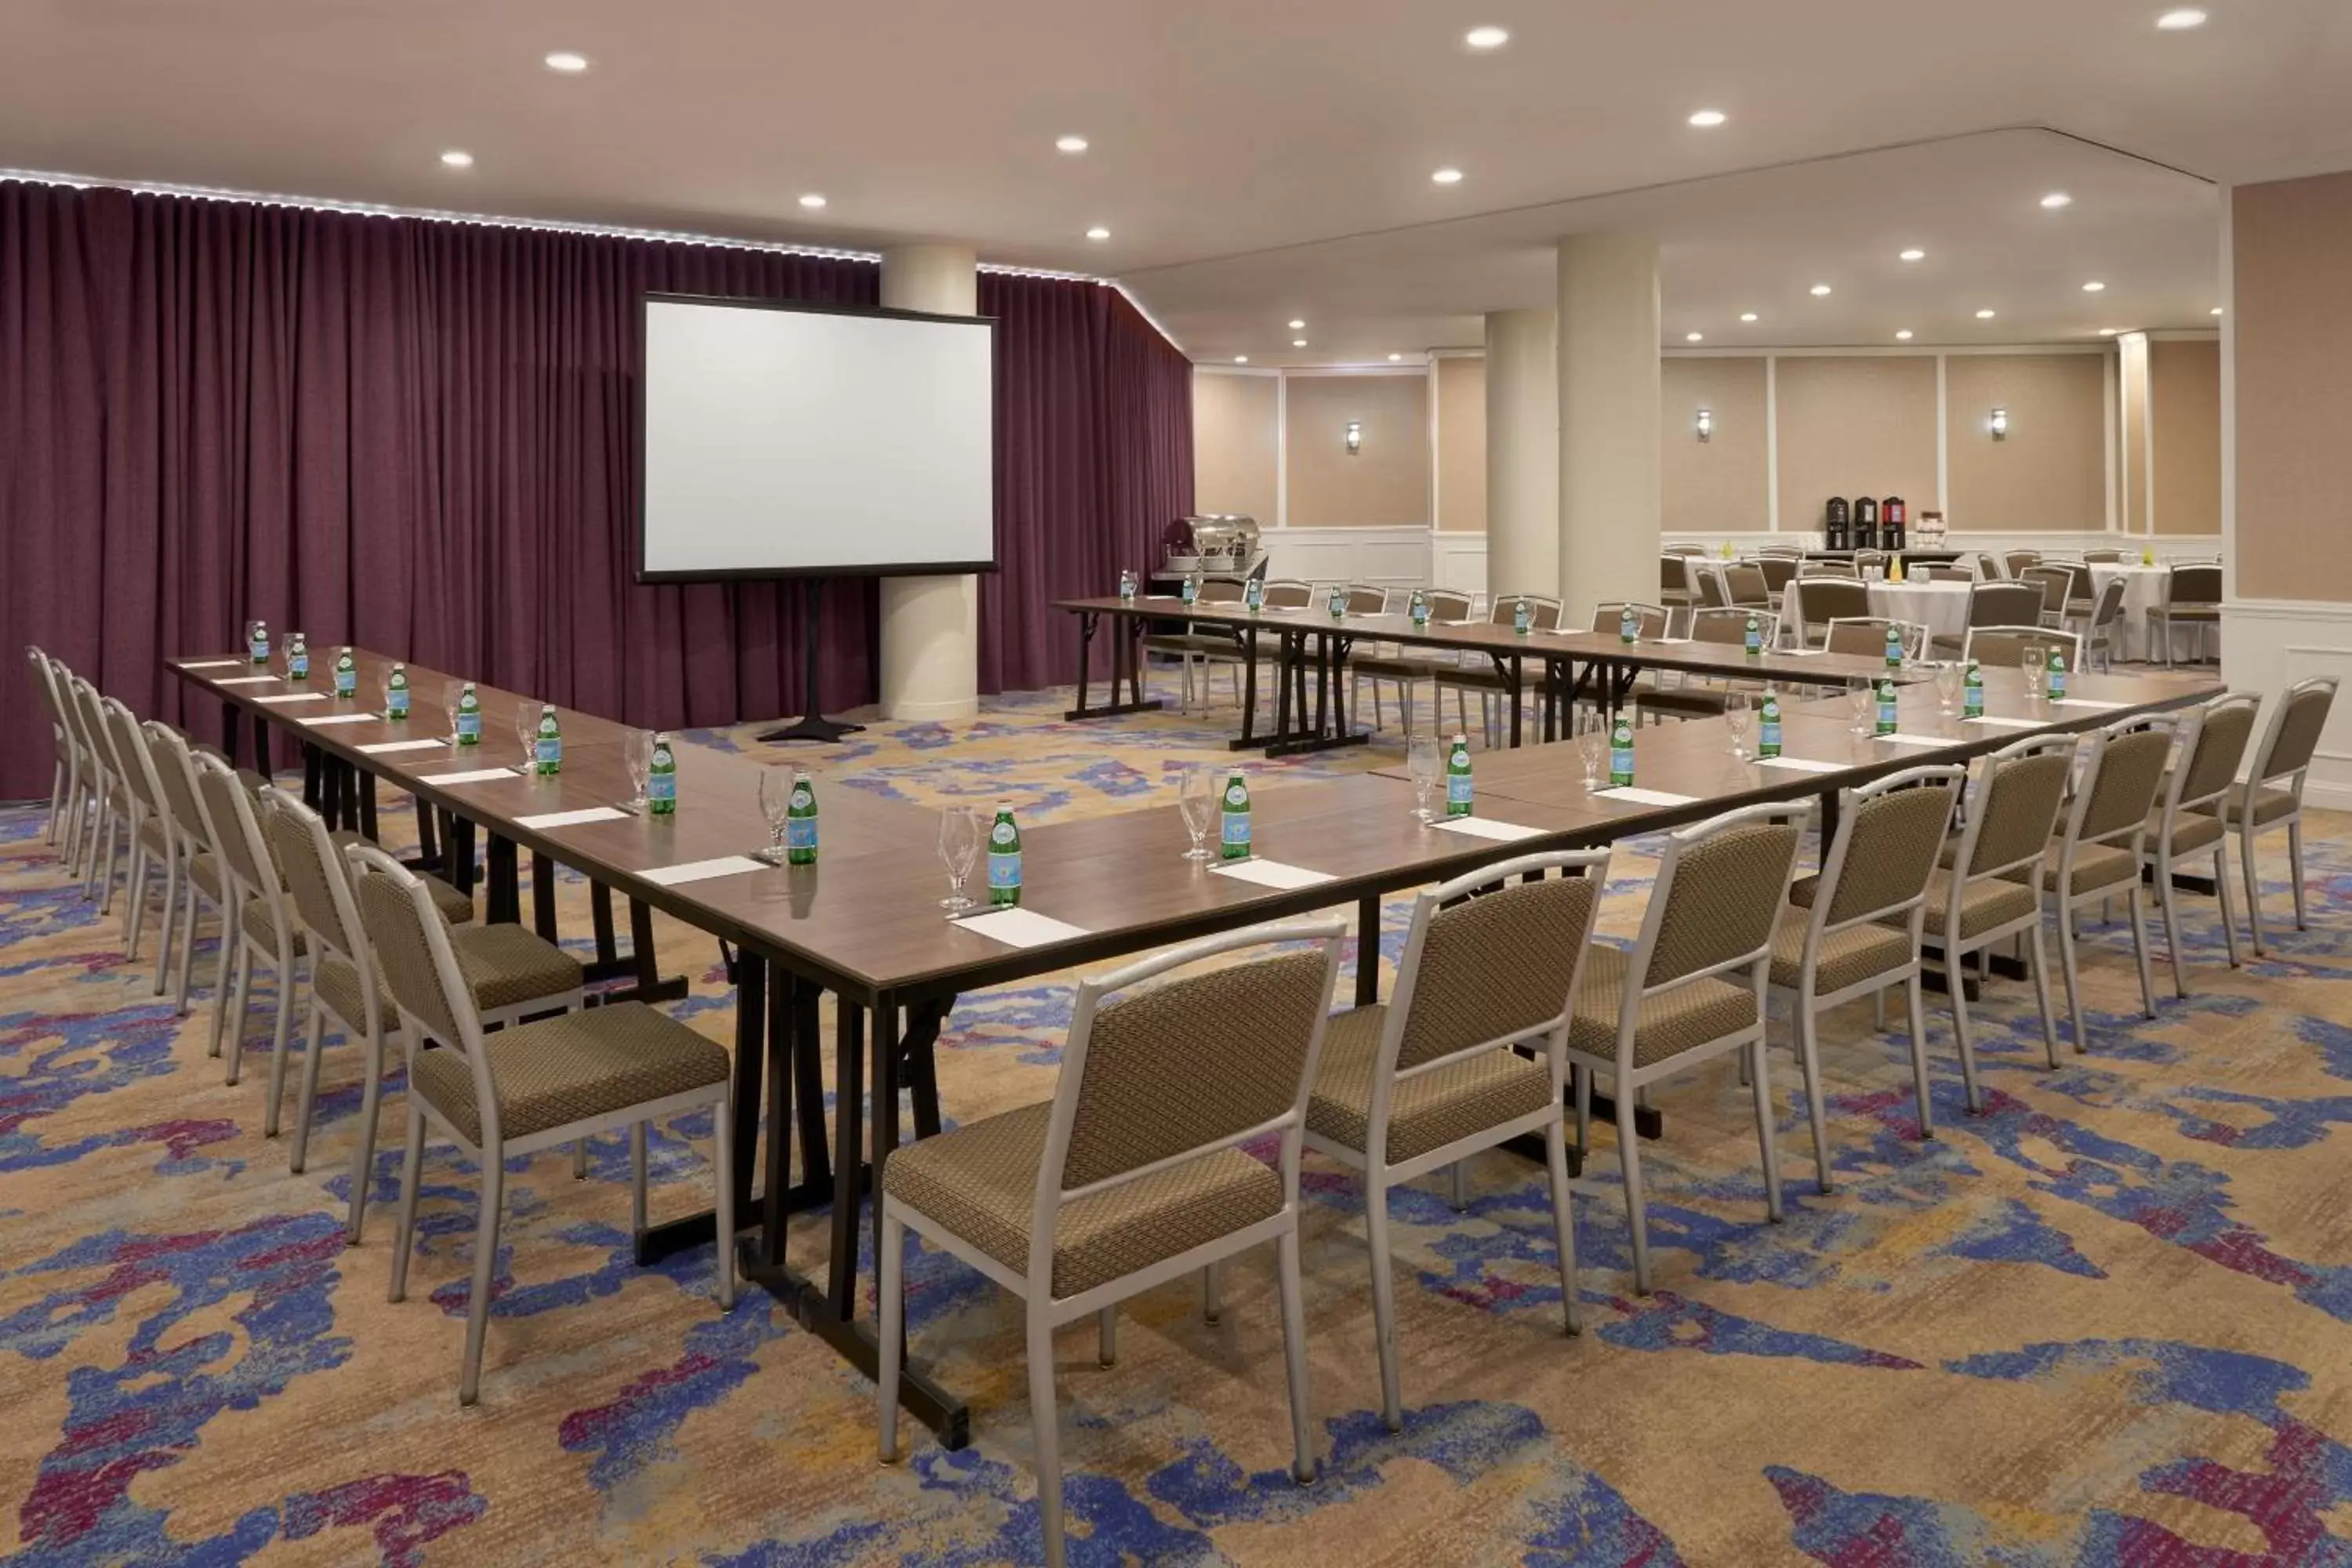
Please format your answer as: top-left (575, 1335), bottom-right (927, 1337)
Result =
top-left (1435, 357), bottom-right (1487, 532)
top-left (1285, 373), bottom-right (1430, 528)
top-left (1661, 358), bottom-right (1769, 535)
top-left (2151, 339), bottom-right (2221, 536)
top-left (1191, 369), bottom-right (1279, 525)
top-left (1773, 356), bottom-right (1940, 534)
top-left (1945, 353), bottom-right (2108, 535)
top-left (2236, 172), bottom-right (2352, 601)
top-left (2118, 336), bottom-right (2151, 533)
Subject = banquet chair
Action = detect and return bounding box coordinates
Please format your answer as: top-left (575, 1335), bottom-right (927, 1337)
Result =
top-left (2041, 718), bottom-right (2174, 1050)
top-left (194, 752), bottom-right (317, 1089)
top-left (1773, 767), bottom-right (1964, 1175)
top-left (1824, 617), bottom-right (1929, 662)
top-left (1802, 557), bottom-right (1860, 579)
top-left (2140, 693), bottom-right (2259, 996)
top-left (1565, 802), bottom-right (1802, 1294)
top-left (2147, 563), bottom-right (2222, 668)
top-left (1853, 550), bottom-right (1889, 579)
top-left (1350, 587), bottom-right (1473, 739)
top-left (1639, 608), bottom-right (1779, 723)
top-left (1306, 851), bottom-right (1607, 1428)
top-left (24, 648), bottom-right (74, 849)
top-left (1976, 552), bottom-right (2005, 580)
top-left (2228, 677), bottom-right (2339, 956)
top-left (143, 722), bottom-right (234, 1012)
top-left (2082, 549), bottom-right (2128, 564)
top-left (1659, 555), bottom-right (1696, 631)
top-left (1932, 583), bottom-right (2046, 659)
top-left (2020, 566), bottom-right (2075, 629)
top-left (353, 843), bottom-right (734, 1405)
top-left (1755, 555), bottom-right (1802, 602)
top-left (1922, 564), bottom-right (1973, 582)
top-left (1692, 562), bottom-right (1732, 612)
top-left (1439, 593), bottom-right (1561, 745)
top-left (878, 924), bottom-right (1345, 1568)
top-left (2067, 576), bottom-right (2130, 671)
top-left (1724, 561), bottom-right (1771, 608)
top-left (270, 794), bottom-right (584, 1220)
top-left (63, 675), bottom-right (127, 905)
top-left (1962, 626), bottom-right (2082, 673)
top-left (2004, 550), bottom-right (2043, 577)
top-left (1788, 579), bottom-right (1870, 647)
top-left (1144, 577), bottom-right (1249, 713)
top-left (99, 698), bottom-right (181, 969)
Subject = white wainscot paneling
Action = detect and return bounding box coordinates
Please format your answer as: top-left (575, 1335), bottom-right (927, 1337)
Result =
top-left (2223, 598), bottom-right (2352, 811)
top-left (1261, 526), bottom-right (1433, 593)
top-left (1432, 533), bottom-right (1486, 599)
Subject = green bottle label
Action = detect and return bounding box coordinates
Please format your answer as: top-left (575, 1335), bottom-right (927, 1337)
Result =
top-left (333, 648), bottom-right (358, 698)
top-left (535, 706), bottom-right (561, 775)
top-left (1875, 677), bottom-right (1899, 735)
top-left (786, 774), bottom-right (817, 864)
top-left (1220, 774), bottom-right (1253, 858)
top-left (386, 666), bottom-right (409, 720)
top-left (1759, 691), bottom-right (1782, 758)
top-left (1884, 626), bottom-right (1904, 668)
top-left (648, 736), bottom-right (676, 815)
top-left (988, 811), bottom-right (1022, 903)
top-left (2047, 650), bottom-right (2067, 700)
top-left (1445, 736), bottom-right (1472, 816)
top-left (1744, 615), bottom-right (1762, 655)
top-left (1962, 661), bottom-right (1984, 718)
top-left (1609, 717), bottom-right (1635, 786)
top-left (456, 686), bottom-right (481, 745)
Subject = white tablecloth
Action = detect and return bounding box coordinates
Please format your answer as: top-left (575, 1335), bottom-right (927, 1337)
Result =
top-left (2089, 564), bottom-right (2194, 662)
top-left (1866, 581), bottom-right (1973, 645)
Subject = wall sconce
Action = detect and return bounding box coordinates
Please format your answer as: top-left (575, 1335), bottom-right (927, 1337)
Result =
top-left (1693, 408), bottom-right (1714, 443)
top-left (1345, 420), bottom-right (1363, 456)
top-left (1988, 407), bottom-right (2009, 441)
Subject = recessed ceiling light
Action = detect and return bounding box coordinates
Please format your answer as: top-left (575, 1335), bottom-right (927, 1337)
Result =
top-left (2099, 328), bottom-right (2120, 336)
top-left (1899, 248), bottom-right (1926, 262)
top-left (2082, 280), bottom-right (2107, 292)
top-left (543, 51), bottom-right (590, 73)
top-left (2041, 191), bottom-right (2073, 209)
top-left (1739, 312), bottom-right (1759, 323)
top-left (1085, 226), bottom-right (1110, 241)
top-left (2210, 306), bottom-right (2226, 316)
top-left (1431, 167), bottom-right (1465, 185)
top-left (1292, 338), bottom-right (1309, 348)
top-left (2155, 7), bottom-right (2208, 28)
top-left (1685, 332), bottom-right (1704, 343)
top-left (1055, 134), bottom-right (1090, 154)
top-left (1464, 24), bottom-right (1510, 49)
top-left (439, 150), bottom-right (474, 168)
top-left (1975, 309), bottom-right (1998, 319)
top-left (1809, 284), bottom-right (1833, 296)
top-left (1287, 319), bottom-right (1306, 330)
top-left (1233, 355), bottom-right (1249, 364)
top-left (1896, 329), bottom-right (1915, 341)
top-left (1688, 109), bottom-right (1727, 128)
top-left (1388, 352), bottom-right (1404, 361)
top-left (798, 193), bottom-right (826, 209)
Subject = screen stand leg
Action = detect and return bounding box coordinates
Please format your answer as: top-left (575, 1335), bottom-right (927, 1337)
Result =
top-left (757, 579), bottom-right (866, 745)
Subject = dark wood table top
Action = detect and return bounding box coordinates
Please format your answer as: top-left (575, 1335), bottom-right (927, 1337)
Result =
top-left (1054, 594), bottom-right (1915, 688)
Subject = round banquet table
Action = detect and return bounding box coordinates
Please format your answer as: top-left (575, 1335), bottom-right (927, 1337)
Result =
top-left (1865, 580), bottom-right (1973, 647)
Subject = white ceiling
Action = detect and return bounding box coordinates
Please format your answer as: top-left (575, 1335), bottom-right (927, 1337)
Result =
top-left (3, 0), bottom-right (2344, 356)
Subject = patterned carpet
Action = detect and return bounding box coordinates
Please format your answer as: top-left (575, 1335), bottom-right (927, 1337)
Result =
top-left (5, 684), bottom-right (2350, 1566)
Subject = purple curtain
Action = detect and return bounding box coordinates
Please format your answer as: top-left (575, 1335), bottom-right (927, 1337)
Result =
top-left (0, 180), bottom-right (1192, 799)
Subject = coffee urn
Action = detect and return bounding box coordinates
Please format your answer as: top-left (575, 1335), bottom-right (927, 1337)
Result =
top-left (1824, 495), bottom-right (1851, 551)
top-left (1853, 495), bottom-right (1879, 550)
top-left (1881, 495), bottom-right (1907, 551)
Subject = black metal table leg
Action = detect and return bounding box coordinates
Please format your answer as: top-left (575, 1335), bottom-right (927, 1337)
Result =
top-left (1065, 609), bottom-right (1165, 721)
top-left (485, 835), bottom-right (519, 925)
top-left (303, 746), bottom-right (323, 809)
top-left (221, 699), bottom-right (242, 767)
top-left (826, 1002), bottom-right (867, 1321)
top-left (1508, 654), bottom-right (1525, 748)
top-left (1234, 622), bottom-right (1261, 747)
top-left (1356, 894), bottom-right (1381, 1007)
top-left (636, 946), bottom-right (766, 1268)
top-left (358, 771), bottom-right (378, 842)
top-left (531, 851), bottom-right (556, 941)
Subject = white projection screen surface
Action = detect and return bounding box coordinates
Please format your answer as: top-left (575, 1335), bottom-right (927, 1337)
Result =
top-left (638, 296), bottom-right (997, 579)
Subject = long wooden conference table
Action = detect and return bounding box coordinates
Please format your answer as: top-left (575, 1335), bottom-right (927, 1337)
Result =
top-left (169, 646), bottom-right (2219, 1449)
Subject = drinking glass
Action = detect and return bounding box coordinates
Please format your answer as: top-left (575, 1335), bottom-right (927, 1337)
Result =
top-left (1406, 735), bottom-right (1441, 822)
top-left (1848, 680), bottom-right (1875, 735)
top-left (1577, 728), bottom-right (1606, 788)
top-left (444, 680), bottom-right (466, 748)
top-left (626, 730), bottom-right (655, 811)
top-left (938, 806), bottom-right (983, 911)
top-left (1934, 660), bottom-right (1964, 714)
top-left (757, 768), bottom-right (794, 861)
top-left (2022, 645), bottom-right (2048, 702)
top-left (1723, 692), bottom-right (1752, 760)
top-left (1176, 764), bottom-right (1218, 859)
top-left (514, 706), bottom-right (539, 773)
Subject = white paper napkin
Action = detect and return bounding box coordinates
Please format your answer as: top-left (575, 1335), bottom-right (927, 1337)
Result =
top-left (1433, 815), bottom-right (1549, 841)
top-left (418, 768), bottom-right (518, 786)
top-left (177, 659), bottom-right (245, 670)
top-left (1963, 715), bottom-right (2045, 730)
top-left (1211, 858), bottom-right (1334, 890)
top-left (1755, 757), bottom-right (1846, 773)
top-left (1593, 786), bottom-right (1698, 807)
top-left (253, 691), bottom-right (327, 705)
top-left (297, 711), bottom-right (380, 727)
top-left (1875, 733), bottom-right (1958, 747)
top-left (514, 807), bottom-right (630, 829)
top-left (2053, 699), bottom-right (2126, 710)
top-left (213, 675), bottom-right (278, 687)
top-left (358, 739), bottom-right (448, 755)
top-left (953, 908), bottom-right (1090, 949)
top-left (640, 855), bottom-right (767, 887)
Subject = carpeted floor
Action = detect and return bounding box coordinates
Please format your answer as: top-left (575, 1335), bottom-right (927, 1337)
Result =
top-left (4, 685), bottom-right (2350, 1566)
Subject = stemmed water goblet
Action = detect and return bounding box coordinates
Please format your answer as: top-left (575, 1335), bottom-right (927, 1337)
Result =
top-left (1177, 764), bottom-right (1218, 859)
top-left (938, 805), bottom-right (984, 911)
top-left (1406, 735), bottom-right (1441, 822)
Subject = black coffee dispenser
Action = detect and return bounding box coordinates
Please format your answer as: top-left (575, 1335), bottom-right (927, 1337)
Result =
top-left (1853, 495), bottom-right (1879, 550)
top-left (1882, 495), bottom-right (1907, 551)
top-left (1824, 495), bottom-right (1850, 551)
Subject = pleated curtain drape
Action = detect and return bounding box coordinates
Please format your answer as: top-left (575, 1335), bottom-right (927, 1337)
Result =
top-left (0, 179), bottom-right (1192, 798)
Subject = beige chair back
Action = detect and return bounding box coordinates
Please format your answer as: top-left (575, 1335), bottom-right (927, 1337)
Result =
top-left (1387, 853), bottom-right (1608, 1076)
top-left (2020, 566), bottom-right (2073, 615)
top-left (1196, 577), bottom-right (1247, 605)
top-left (1261, 579), bottom-right (1312, 611)
top-left (143, 722), bottom-right (214, 855)
top-left (2167, 692), bottom-right (2261, 820)
top-left (2250, 676), bottom-right (2339, 790)
top-left (2083, 549), bottom-right (2127, 564)
top-left (1815, 767), bottom-right (1965, 928)
top-left (100, 698), bottom-right (165, 819)
top-left (1953, 735), bottom-right (2075, 880)
top-left (25, 648), bottom-right (70, 749)
top-left (1693, 565), bottom-right (1731, 610)
top-left (192, 752), bottom-right (280, 912)
top-left (2004, 550), bottom-right (2042, 576)
top-left (1755, 557), bottom-right (1800, 595)
top-left (2168, 564), bottom-right (2223, 607)
top-left (1490, 593), bottom-right (1563, 630)
top-left (1968, 583), bottom-right (2046, 630)
top-left (1976, 552), bottom-right (2005, 580)
top-left (1590, 602), bottom-right (1669, 638)
top-left (1724, 562), bottom-right (1769, 605)
top-left (1426, 589), bottom-right (1475, 622)
top-left (1803, 559), bottom-right (1859, 579)
top-left (1962, 626), bottom-right (2081, 671)
top-left (64, 677), bottom-right (117, 793)
top-left (1688, 607), bottom-right (1779, 648)
top-left (1660, 556), bottom-right (1694, 598)
top-left (1791, 579), bottom-right (1869, 637)
top-left (350, 844), bottom-right (473, 1048)
top-left (2086, 575), bottom-right (2128, 629)
top-left (1636, 804), bottom-right (1802, 989)
top-left (1344, 585), bottom-right (1391, 615)
top-left (2067, 720), bottom-right (2176, 851)
top-left (266, 788), bottom-right (362, 960)
top-left (1824, 617), bottom-right (1920, 660)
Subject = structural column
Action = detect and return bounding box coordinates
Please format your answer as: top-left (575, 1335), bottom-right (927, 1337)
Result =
top-left (1484, 309), bottom-right (1559, 601)
top-left (877, 243), bottom-right (982, 722)
top-left (1556, 234), bottom-right (1662, 623)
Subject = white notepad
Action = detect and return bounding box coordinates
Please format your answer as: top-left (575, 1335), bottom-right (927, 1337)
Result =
top-left (1212, 858), bottom-right (1334, 891)
top-left (1755, 757), bottom-right (1847, 774)
top-left (515, 807), bottom-right (630, 829)
top-left (640, 855), bottom-right (766, 887)
top-left (1875, 733), bottom-right (1957, 747)
top-left (417, 768), bottom-right (517, 786)
top-left (298, 711), bottom-right (379, 727)
top-left (358, 738), bottom-right (447, 755)
top-left (1593, 786), bottom-right (1698, 807)
top-left (1433, 815), bottom-right (1548, 842)
top-left (178, 659), bottom-right (245, 670)
top-left (1964, 716), bottom-right (2045, 730)
top-left (2052, 699), bottom-right (2125, 710)
top-left (213, 675), bottom-right (278, 687)
top-left (254, 691), bottom-right (328, 705)
top-left (954, 908), bottom-right (1090, 949)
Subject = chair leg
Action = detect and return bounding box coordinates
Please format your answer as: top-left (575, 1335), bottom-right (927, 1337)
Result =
top-left (1097, 1305), bottom-right (1117, 1367)
top-left (389, 1106), bottom-right (426, 1302)
top-left (1748, 1038), bottom-right (1784, 1222)
top-left (1363, 1179), bottom-right (1405, 1431)
top-left (2057, 907), bottom-right (2088, 1052)
top-left (206, 899), bottom-right (240, 1058)
top-left (1276, 1228), bottom-right (1318, 1484)
top-left (262, 948), bottom-right (299, 1137)
top-left (877, 1207), bottom-right (905, 1463)
top-left (222, 943), bottom-right (256, 1083)
top-left (458, 1149), bottom-right (505, 1406)
top-left (2288, 822), bottom-right (2309, 931)
top-left (1449, 1160), bottom-right (1469, 1211)
top-left (44, 757), bottom-right (63, 846)
top-left (630, 1121), bottom-right (649, 1238)
top-left (2127, 884), bottom-right (2158, 1020)
top-left (347, 1026), bottom-right (387, 1243)
top-left (1794, 1004), bottom-right (1833, 1192)
top-left (2022, 924), bottom-right (2061, 1069)
top-left (1574, 1066), bottom-right (1592, 1154)
top-left (1543, 1116), bottom-right (1582, 1337)
top-left (1026, 1307), bottom-right (1067, 1568)
top-left (1904, 974), bottom-right (1934, 1138)
top-left (286, 1003), bottom-right (326, 1163)
top-left (122, 837), bottom-right (147, 955)
top-left (2213, 846), bottom-right (2242, 969)
top-left (174, 884), bottom-right (202, 1016)
top-left (151, 851), bottom-right (180, 997)
top-left (2241, 827), bottom-right (2267, 958)
top-left (2156, 851), bottom-right (2188, 999)
top-left (573, 1141), bottom-right (589, 1179)
top-left (1617, 1092), bottom-right (1653, 1295)
top-left (711, 1098), bottom-right (736, 1310)
top-left (1201, 1261), bottom-right (1223, 1325)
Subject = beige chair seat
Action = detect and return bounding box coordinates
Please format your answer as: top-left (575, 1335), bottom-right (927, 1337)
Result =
top-left (1143, 630), bottom-right (1246, 659)
top-left (1568, 946), bottom-right (1758, 1068)
top-left (2224, 783), bottom-right (2296, 829)
top-left (241, 901), bottom-right (308, 953)
top-left (408, 1000), bottom-right (728, 1147)
top-left (1308, 1004), bottom-right (1552, 1164)
top-left (2149, 810), bottom-right (2225, 855)
top-left (882, 1100), bottom-right (1282, 1299)
top-left (1350, 652), bottom-right (1456, 683)
top-left (1767, 908), bottom-right (1912, 993)
top-left (140, 817), bottom-right (171, 857)
top-left (2038, 840), bottom-right (2140, 895)
top-left (1797, 869), bottom-right (2034, 942)
top-left (452, 923), bottom-right (583, 1011)
top-left (2155, 604), bottom-right (2221, 622)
